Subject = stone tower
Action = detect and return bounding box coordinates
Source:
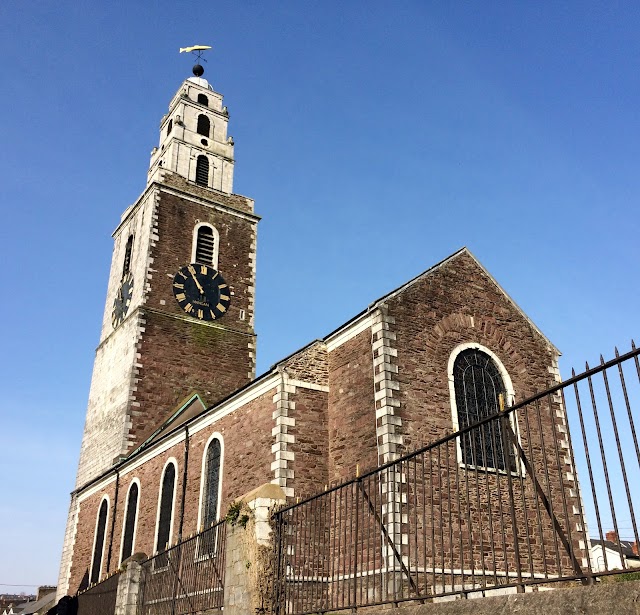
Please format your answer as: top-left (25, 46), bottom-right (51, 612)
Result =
top-left (58, 63), bottom-right (258, 596)
top-left (75, 63), bottom-right (259, 488)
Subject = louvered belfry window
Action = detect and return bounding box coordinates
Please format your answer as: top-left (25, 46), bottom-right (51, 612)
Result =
top-left (195, 225), bottom-right (215, 265)
top-left (195, 156), bottom-right (209, 186)
top-left (203, 439), bottom-right (222, 527)
top-left (156, 464), bottom-right (176, 556)
top-left (197, 94), bottom-right (209, 107)
top-left (197, 114), bottom-right (210, 137)
top-left (90, 499), bottom-right (109, 585)
top-left (120, 482), bottom-right (139, 564)
top-left (453, 349), bottom-right (514, 471)
top-left (122, 235), bottom-right (133, 278)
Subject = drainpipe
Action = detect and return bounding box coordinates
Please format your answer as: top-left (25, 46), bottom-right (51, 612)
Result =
top-left (178, 425), bottom-right (189, 541)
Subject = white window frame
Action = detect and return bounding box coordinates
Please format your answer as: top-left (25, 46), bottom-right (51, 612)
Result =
top-left (118, 478), bottom-right (141, 566)
top-left (447, 342), bottom-right (523, 474)
top-left (191, 222), bottom-right (220, 269)
top-left (89, 495), bottom-right (110, 585)
top-left (196, 433), bottom-right (225, 532)
top-left (153, 458), bottom-right (178, 555)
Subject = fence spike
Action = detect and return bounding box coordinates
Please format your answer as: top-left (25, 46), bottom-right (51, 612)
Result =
top-left (356, 464), bottom-right (360, 478)
top-left (572, 368), bottom-right (576, 377)
top-left (632, 339), bottom-right (637, 350)
top-left (600, 354), bottom-right (605, 365)
top-left (615, 346), bottom-right (620, 358)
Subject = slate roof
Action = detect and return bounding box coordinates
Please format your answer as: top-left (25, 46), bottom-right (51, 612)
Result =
top-left (16, 593), bottom-right (56, 615)
top-left (591, 538), bottom-right (639, 560)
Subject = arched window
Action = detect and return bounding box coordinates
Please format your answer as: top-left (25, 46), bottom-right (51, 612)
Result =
top-left (197, 94), bottom-right (209, 107)
top-left (197, 114), bottom-right (210, 137)
top-left (450, 347), bottom-right (515, 471)
top-left (120, 481), bottom-right (139, 564)
top-left (202, 438), bottom-right (222, 528)
top-left (122, 234), bottom-right (133, 278)
top-left (195, 156), bottom-right (209, 187)
top-left (155, 462), bottom-right (176, 557)
top-left (90, 498), bottom-right (109, 585)
top-left (166, 119), bottom-right (172, 136)
top-left (192, 223), bottom-right (218, 267)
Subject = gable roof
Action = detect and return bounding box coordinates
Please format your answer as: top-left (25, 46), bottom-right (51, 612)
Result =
top-left (322, 247), bottom-right (558, 354)
top-left (18, 593), bottom-right (56, 615)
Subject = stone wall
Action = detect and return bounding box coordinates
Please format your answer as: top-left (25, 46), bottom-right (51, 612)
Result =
top-left (66, 386), bottom-right (279, 593)
top-left (341, 581), bottom-right (640, 615)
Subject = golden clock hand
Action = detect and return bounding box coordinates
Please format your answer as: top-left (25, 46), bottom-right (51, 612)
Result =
top-left (190, 271), bottom-right (206, 295)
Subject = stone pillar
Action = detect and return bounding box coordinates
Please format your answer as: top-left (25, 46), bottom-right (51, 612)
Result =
top-left (114, 553), bottom-right (147, 615)
top-left (223, 484), bottom-right (286, 615)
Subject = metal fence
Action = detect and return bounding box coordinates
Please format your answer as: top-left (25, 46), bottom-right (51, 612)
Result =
top-left (273, 343), bottom-right (640, 614)
top-left (77, 571), bottom-right (120, 615)
top-left (139, 520), bottom-right (226, 615)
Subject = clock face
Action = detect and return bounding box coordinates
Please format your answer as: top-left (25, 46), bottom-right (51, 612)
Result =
top-left (172, 264), bottom-right (231, 321)
top-left (112, 274), bottom-right (133, 328)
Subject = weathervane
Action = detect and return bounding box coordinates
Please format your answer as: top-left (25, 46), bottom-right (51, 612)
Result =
top-left (180, 45), bottom-right (212, 77)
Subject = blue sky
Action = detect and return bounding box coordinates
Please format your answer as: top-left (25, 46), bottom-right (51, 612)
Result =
top-left (1, 0), bottom-right (639, 594)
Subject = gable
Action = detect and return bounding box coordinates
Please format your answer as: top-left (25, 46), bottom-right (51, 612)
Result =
top-left (374, 247), bottom-right (558, 355)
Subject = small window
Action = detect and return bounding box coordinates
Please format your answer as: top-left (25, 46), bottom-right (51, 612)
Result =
top-left (452, 348), bottom-right (515, 471)
top-left (122, 235), bottom-right (133, 278)
top-left (197, 94), bottom-right (209, 107)
top-left (195, 156), bottom-right (209, 187)
top-left (166, 119), bottom-right (172, 136)
top-left (120, 482), bottom-right (139, 564)
top-left (90, 499), bottom-right (109, 585)
top-left (197, 114), bottom-right (210, 137)
top-left (202, 438), bottom-right (222, 527)
top-left (156, 463), bottom-right (176, 556)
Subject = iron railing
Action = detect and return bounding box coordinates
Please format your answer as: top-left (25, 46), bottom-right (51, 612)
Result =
top-left (273, 343), bottom-right (640, 614)
top-left (139, 520), bottom-right (226, 615)
top-left (77, 571), bottom-right (120, 615)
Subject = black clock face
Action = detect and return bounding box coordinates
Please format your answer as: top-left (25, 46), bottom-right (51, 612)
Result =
top-left (112, 275), bottom-right (133, 328)
top-left (173, 264), bottom-right (231, 321)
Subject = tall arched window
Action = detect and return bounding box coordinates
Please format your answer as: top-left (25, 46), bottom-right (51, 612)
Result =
top-left (202, 438), bottom-right (222, 527)
top-left (197, 94), bottom-right (209, 107)
top-left (90, 498), bottom-right (109, 585)
top-left (166, 119), bottom-right (173, 136)
top-left (122, 234), bottom-right (133, 278)
top-left (197, 114), bottom-right (210, 137)
top-left (155, 462), bottom-right (176, 557)
top-left (195, 155), bottom-right (209, 187)
top-left (451, 347), bottom-right (515, 471)
top-left (120, 481), bottom-right (139, 564)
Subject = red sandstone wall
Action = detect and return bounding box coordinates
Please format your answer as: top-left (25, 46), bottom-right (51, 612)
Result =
top-left (327, 330), bottom-right (378, 483)
top-left (289, 387), bottom-right (330, 500)
top-left (388, 251), bottom-right (558, 452)
top-left (129, 186), bottom-right (257, 452)
top-left (68, 387), bottom-right (277, 588)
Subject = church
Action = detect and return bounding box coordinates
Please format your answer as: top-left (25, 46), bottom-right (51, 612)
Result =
top-left (56, 62), bottom-right (580, 598)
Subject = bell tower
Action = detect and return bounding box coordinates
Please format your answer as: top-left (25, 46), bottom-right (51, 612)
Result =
top-left (73, 61), bottom-right (258, 488)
